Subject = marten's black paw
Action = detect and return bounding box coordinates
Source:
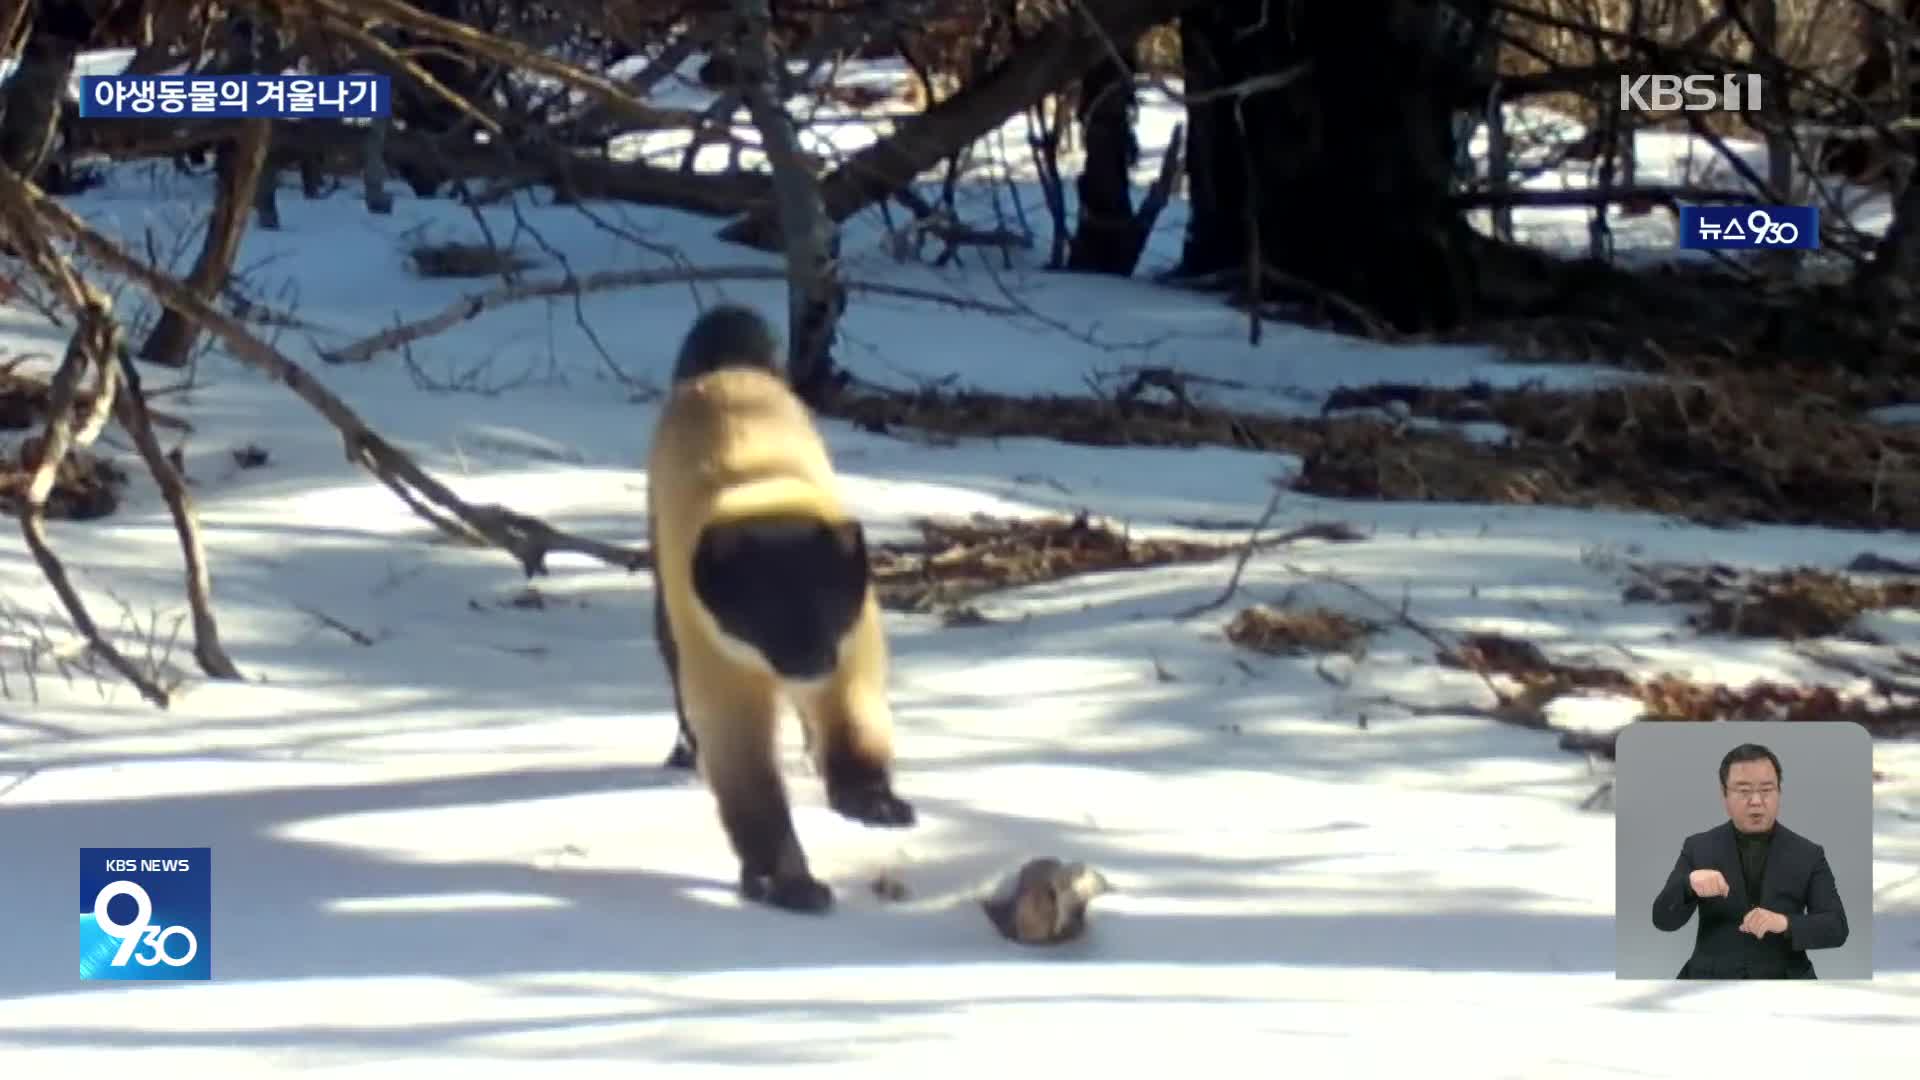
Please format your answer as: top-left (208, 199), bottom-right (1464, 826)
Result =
top-left (829, 783), bottom-right (916, 828)
top-left (663, 740), bottom-right (697, 770)
top-left (742, 871), bottom-right (834, 913)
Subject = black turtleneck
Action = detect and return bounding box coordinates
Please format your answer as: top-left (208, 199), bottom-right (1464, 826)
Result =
top-left (1734, 825), bottom-right (1773, 901)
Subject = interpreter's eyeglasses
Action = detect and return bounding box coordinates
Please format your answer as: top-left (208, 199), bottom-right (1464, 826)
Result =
top-left (1727, 784), bottom-right (1778, 801)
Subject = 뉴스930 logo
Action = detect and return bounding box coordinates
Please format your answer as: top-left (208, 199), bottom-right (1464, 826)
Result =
top-left (1677, 205), bottom-right (1820, 251)
top-left (80, 847), bottom-right (212, 981)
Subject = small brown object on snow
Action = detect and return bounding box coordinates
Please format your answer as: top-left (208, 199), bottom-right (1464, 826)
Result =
top-left (870, 870), bottom-right (909, 902)
top-left (982, 858), bottom-right (1112, 946)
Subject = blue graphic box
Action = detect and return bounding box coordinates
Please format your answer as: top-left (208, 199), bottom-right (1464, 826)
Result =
top-left (80, 847), bottom-right (212, 981)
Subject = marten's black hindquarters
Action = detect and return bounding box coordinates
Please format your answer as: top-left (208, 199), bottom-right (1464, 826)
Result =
top-left (691, 515), bottom-right (870, 680)
top-left (655, 513), bottom-right (870, 770)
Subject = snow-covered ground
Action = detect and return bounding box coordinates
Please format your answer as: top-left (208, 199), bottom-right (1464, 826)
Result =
top-left (1, 51), bottom-right (1917, 1076)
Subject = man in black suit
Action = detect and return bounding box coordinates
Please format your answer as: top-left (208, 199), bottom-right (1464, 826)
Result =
top-left (1650, 743), bottom-right (1849, 978)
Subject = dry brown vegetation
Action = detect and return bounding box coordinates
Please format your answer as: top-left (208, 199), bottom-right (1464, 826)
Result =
top-left (406, 240), bottom-right (538, 279)
top-left (1225, 604), bottom-right (1379, 657)
top-left (0, 439), bottom-right (125, 521)
top-left (0, 367), bottom-right (127, 521)
top-left (851, 508), bottom-right (1920, 749)
top-left (1436, 631), bottom-right (1920, 747)
top-left (1305, 371), bottom-right (1920, 530)
top-left (848, 507), bottom-right (1920, 753)
top-left (867, 511), bottom-right (1357, 613)
top-left (1624, 562), bottom-right (1920, 639)
top-left (827, 363), bottom-right (1920, 532)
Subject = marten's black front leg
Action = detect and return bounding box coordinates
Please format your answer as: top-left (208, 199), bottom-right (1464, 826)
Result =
top-left (653, 577), bottom-right (698, 770)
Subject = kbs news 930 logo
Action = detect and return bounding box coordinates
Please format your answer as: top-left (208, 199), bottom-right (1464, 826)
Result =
top-left (79, 848), bottom-right (211, 981)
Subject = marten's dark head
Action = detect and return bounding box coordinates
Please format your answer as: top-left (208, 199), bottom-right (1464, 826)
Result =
top-left (673, 304), bottom-right (781, 383)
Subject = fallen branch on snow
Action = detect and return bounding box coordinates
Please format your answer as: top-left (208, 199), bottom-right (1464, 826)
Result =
top-left (1173, 485), bottom-right (1284, 620)
top-left (1173, 483), bottom-right (1367, 620)
top-left (7, 305), bottom-right (171, 706)
top-left (1283, 565), bottom-right (1511, 708)
top-left (320, 266), bottom-right (1025, 366)
top-left (111, 348), bottom-right (242, 679)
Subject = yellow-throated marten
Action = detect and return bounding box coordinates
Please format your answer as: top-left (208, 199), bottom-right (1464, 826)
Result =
top-left (645, 304), bottom-right (915, 913)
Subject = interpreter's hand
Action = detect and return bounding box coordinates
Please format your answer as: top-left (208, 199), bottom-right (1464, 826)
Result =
top-left (1688, 869), bottom-right (1730, 898)
top-left (1740, 907), bottom-right (1789, 938)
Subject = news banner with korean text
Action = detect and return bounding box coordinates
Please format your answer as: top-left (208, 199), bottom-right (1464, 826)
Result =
top-left (76, 75), bottom-right (390, 120)
top-left (1678, 205), bottom-right (1819, 251)
top-left (80, 847), bottom-right (212, 981)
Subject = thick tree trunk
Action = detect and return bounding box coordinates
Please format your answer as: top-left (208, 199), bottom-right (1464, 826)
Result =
top-left (140, 119), bottom-right (273, 369)
top-left (1856, 168), bottom-right (1920, 336)
top-left (0, 6), bottom-right (92, 250)
top-left (1818, 0), bottom-right (1918, 182)
top-left (0, 34), bottom-right (79, 183)
top-left (1176, 0), bottom-right (1494, 333)
top-left (1173, 6), bottom-right (1242, 278)
top-left (1749, 0), bottom-right (1793, 200)
top-left (1844, 3), bottom-right (1919, 336)
top-left (733, 0), bottom-right (844, 404)
top-left (1066, 36), bottom-right (1145, 274)
top-left (364, 118), bottom-right (396, 214)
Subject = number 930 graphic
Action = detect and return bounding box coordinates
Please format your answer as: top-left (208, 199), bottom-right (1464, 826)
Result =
top-left (1744, 209), bottom-right (1800, 245)
top-left (88, 880), bottom-right (199, 967)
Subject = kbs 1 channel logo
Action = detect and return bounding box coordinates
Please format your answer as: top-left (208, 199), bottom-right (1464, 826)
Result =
top-left (79, 848), bottom-right (212, 981)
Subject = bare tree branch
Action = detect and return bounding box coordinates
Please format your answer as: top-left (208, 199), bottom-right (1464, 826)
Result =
top-left (9, 306), bottom-right (171, 707)
top-left (1173, 483), bottom-right (1284, 620)
top-left (111, 347), bottom-right (243, 680)
top-left (275, 0), bottom-right (707, 132)
top-left (321, 264), bottom-right (1024, 366)
top-left (305, 6), bottom-right (505, 136)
